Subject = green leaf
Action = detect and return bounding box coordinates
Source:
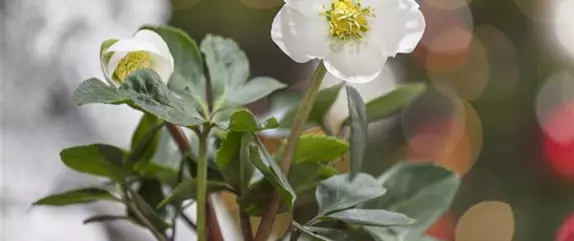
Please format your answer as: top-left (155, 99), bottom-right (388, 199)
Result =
top-left (33, 188), bottom-right (119, 206)
top-left (349, 83), bottom-right (425, 123)
top-left (250, 139), bottom-right (296, 209)
top-left (72, 78), bottom-right (127, 105)
top-left (224, 77), bottom-right (287, 108)
top-left (364, 162), bottom-right (459, 239)
top-left (346, 86), bottom-right (368, 179)
top-left (60, 144), bottom-right (129, 182)
top-left (84, 215), bottom-right (131, 225)
top-left (290, 163), bottom-right (337, 194)
top-left (158, 179), bottom-right (234, 207)
top-left (295, 134), bottom-right (348, 164)
top-left (294, 222), bottom-right (350, 241)
top-left (136, 179), bottom-right (167, 217)
top-left (325, 209), bottom-right (414, 227)
top-left (200, 34), bottom-right (249, 110)
top-left (137, 163), bottom-right (179, 187)
top-left (229, 109), bottom-right (279, 132)
top-left (316, 173), bottom-right (385, 217)
top-left (141, 25), bottom-right (208, 112)
top-left (215, 131), bottom-right (254, 188)
top-left (129, 113), bottom-right (163, 168)
top-left (279, 82), bottom-right (345, 129)
top-left (120, 69), bottom-right (204, 126)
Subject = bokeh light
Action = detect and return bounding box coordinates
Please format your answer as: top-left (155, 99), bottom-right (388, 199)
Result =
top-left (402, 94), bottom-right (483, 175)
top-left (549, 0), bottom-right (574, 60)
top-left (536, 71), bottom-right (574, 179)
top-left (455, 201), bottom-right (515, 241)
top-left (557, 213), bottom-right (574, 241)
top-left (426, 213), bottom-right (456, 241)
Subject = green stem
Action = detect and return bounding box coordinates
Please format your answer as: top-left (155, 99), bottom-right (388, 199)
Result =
top-left (196, 124), bottom-right (211, 241)
top-left (120, 186), bottom-right (169, 241)
top-left (253, 61), bottom-right (327, 241)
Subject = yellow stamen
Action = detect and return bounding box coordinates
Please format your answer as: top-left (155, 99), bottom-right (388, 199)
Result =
top-left (113, 51), bottom-right (153, 82)
top-left (321, 0), bottom-right (374, 43)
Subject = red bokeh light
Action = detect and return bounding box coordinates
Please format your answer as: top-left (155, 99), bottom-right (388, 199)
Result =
top-left (542, 103), bottom-right (574, 180)
top-left (426, 213), bottom-right (456, 241)
top-left (557, 213), bottom-right (574, 241)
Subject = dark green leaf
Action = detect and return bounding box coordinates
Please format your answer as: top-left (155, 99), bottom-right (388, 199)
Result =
top-left (158, 179), bottom-right (234, 207)
top-left (239, 180), bottom-right (286, 216)
top-left (60, 144), bottom-right (129, 182)
top-left (229, 109), bottom-right (279, 132)
top-left (84, 215), bottom-right (131, 225)
top-left (136, 179), bottom-right (167, 217)
top-left (250, 139), bottom-right (296, 209)
top-left (141, 25), bottom-right (208, 112)
top-left (200, 34), bottom-right (249, 110)
top-left (325, 209), bottom-right (414, 227)
top-left (185, 155), bottom-right (225, 181)
top-left (224, 76), bottom-right (287, 108)
top-left (295, 134), bottom-right (348, 164)
top-left (129, 113), bottom-right (163, 168)
top-left (279, 82), bottom-right (345, 129)
top-left (72, 78), bottom-right (127, 105)
top-left (364, 162), bottom-right (459, 239)
top-left (121, 69), bottom-right (204, 126)
top-left (348, 83), bottom-right (425, 123)
top-left (346, 86), bottom-right (368, 179)
top-left (215, 131), bottom-right (254, 188)
top-left (316, 173), bottom-right (385, 216)
top-left (34, 188), bottom-right (119, 206)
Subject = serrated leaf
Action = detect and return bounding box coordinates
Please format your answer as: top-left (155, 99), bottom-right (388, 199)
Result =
top-left (224, 76), bottom-right (287, 108)
top-left (295, 134), bottom-right (348, 164)
top-left (278, 82), bottom-right (345, 130)
top-left (346, 86), bottom-right (368, 179)
top-left (120, 69), bottom-right (204, 126)
top-left (158, 179), bottom-right (234, 207)
top-left (249, 139), bottom-right (296, 209)
top-left (316, 173), bottom-right (386, 217)
top-left (128, 113), bottom-right (163, 168)
top-left (34, 188), bottom-right (120, 206)
top-left (229, 109), bottom-right (279, 132)
top-left (325, 209), bottom-right (414, 227)
top-left (140, 25), bottom-right (208, 112)
top-left (60, 144), bottom-right (129, 182)
top-left (364, 162), bottom-right (459, 240)
top-left (72, 78), bottom-right (127, 105)
top-left (200, 34), bottom-right (249, 110)
top-left (294, 222), bottom-right (350, 241)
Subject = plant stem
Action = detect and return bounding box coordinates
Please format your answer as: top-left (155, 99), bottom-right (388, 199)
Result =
top-left (240, 209), bottom-right (254, 241)
top-left (166, 124), bottom-right (223, 241)
top-left (120, 186), bottom-right (169, 241)
top-left (196, 125), bottom-right (209, 241)
top-left (253, 61), bottom-right (327, 241)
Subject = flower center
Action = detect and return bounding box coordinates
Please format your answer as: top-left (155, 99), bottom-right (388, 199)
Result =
top-left (322, 0), bottom-right (374, 43)
top-left (113, 51), bottom-right (153, 82)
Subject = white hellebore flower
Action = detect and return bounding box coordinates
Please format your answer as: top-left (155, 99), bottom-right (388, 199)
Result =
top-left (271, 0), bottom-right (425, 83)
top-left (101, 29), bottom-right (174, 86)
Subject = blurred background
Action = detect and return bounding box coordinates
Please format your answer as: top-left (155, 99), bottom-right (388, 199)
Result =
top-left (2, 0), bottom-right (574, 241)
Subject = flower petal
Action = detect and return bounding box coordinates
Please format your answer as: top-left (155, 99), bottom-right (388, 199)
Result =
top-left (284, 0), bottom-right (330, 17)
top-left (105, 51), bottom-right (127, 84)
top-left (134, 29), bottom-right (175, 70)
top-left (151, 53), bottom-right (174, 84)
top-left (371, 0), bottom-right (425, 56)
top-left (105, 38), bottom-right (162, 56)
top-left (323, 42), bottom-right (385, 83)
top-left (271, 5), bottom-right (330, 63)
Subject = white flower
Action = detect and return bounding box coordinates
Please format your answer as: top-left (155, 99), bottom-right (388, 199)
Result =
top-left (271, 0), bottom-right (425, 83)
top-left (101, 29), bottom-right (174, 86)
